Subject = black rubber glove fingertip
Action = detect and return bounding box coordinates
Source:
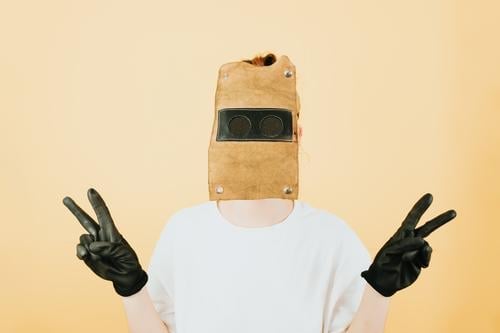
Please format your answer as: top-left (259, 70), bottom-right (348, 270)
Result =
top-left (63, 197), bottom-right (72, 206)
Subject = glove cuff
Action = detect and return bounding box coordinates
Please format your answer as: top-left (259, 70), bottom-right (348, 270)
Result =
top-left (113, 270), bottom-right (149, 297)
top-left (360, 270), bottom-right (396, 297)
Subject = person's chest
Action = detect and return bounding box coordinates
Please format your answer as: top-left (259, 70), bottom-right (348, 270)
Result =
top-left (170, 224), bottom-right (340, 333)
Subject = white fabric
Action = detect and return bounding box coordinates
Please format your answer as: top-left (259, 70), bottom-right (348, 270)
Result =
top-left (146, 200), bottom-right (372, 333)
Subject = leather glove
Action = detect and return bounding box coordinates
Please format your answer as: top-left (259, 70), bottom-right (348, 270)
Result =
top-left (361, 193), bottom-right (456, 297)
top-left (63, 188), bottom-right (148, 297)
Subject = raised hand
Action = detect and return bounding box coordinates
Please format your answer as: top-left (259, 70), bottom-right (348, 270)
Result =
top-left (63, 188), bottom-right (148, 297)
top-left (361, 193), bottom-right (456, 297)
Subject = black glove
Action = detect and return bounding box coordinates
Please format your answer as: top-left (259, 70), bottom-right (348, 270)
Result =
top-left (361, 193), bottom-right (456, 297)
top-left (63, 188), bottom-right (148, 297)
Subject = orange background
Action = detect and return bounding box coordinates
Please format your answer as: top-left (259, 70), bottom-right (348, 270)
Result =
top-left (1, 1), bottom-right (498, 332)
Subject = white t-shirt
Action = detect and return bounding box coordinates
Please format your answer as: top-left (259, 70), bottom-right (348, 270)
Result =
top-left (146, 200), bottom-right (372, 333)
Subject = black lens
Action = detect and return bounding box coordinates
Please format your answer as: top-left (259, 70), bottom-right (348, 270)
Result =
top-left (260, 115), bottom-right (283, 137)
top-left (228, 115), bottom-right (251, 137)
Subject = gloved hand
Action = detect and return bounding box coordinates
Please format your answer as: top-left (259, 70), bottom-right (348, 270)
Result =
top-left (361, 193), bottom-right (456, 297)
top-left (63, 188), bottom-right (148, 297)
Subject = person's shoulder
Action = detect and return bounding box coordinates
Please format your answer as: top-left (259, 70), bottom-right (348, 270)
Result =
top-left (163, 200), bottom-right (214, 230)
top-left (298, 200), bottom-right (358, 236)
top-left (299, 200), bottom-right (371, 262)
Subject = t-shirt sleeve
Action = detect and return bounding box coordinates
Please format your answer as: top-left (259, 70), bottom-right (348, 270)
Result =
top-left (328, 224), bottom-right (372, 333)
top-left (145, 213), bottom-right (180, 332)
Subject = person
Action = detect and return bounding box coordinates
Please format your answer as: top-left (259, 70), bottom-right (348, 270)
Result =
top-left (63, 53), bottom-right (456, 333)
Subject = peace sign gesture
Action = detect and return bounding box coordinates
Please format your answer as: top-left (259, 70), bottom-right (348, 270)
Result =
top-left (361, 193), bottom-right (457, 297)
top-left (63, 188), bottom-right (148, 297)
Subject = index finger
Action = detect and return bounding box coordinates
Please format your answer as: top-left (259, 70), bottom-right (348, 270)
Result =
top-left (401, 193), bottom-right (433, 230)
top-left (63, 196), bottom-right (99, 239)
top-left (87, 188), bottom-right (121, 242)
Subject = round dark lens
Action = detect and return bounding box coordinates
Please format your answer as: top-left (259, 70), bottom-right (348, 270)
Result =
top-left (228, 115), bottom-right (251, 137)
top-left (260, 115), bottom-right (283, 137)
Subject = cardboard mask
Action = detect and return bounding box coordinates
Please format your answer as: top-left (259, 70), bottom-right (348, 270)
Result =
top-left (208, 55), bottom-right (300, 200)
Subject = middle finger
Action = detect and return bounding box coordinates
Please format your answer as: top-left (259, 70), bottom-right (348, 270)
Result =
top-left (63, 196), bottom-right (99, 239)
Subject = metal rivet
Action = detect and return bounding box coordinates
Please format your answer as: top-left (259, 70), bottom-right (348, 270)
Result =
top-left (215, 185), bottom-right (224, 194)
top-left (283, 186), bottom-right (293, 194)
top-left (284, 69), bottom-right (293, 78)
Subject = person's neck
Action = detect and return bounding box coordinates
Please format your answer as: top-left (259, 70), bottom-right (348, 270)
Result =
top-left (216, 198), bottom-right (294, 228)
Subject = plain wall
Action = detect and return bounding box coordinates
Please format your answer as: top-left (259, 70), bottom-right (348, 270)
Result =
top-left (1, 1), bottom-right (498, 332)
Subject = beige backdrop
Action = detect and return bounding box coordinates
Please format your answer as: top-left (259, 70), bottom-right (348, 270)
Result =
top-left (1, 1), bottom-right (498, 332)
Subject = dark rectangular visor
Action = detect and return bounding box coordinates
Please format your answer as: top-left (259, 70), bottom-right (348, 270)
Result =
top-left (216, 108), bottom-right (293, 142)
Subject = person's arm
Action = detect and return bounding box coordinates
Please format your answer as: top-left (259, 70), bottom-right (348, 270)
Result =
top-left (63, 188), bottom-right (169, 333)
top-left (345, 284), bottom-right (390, 333)
top-left (347, 193), bottom-right (456, 333)
top-left (121, 287), bottom-right (169, 333)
